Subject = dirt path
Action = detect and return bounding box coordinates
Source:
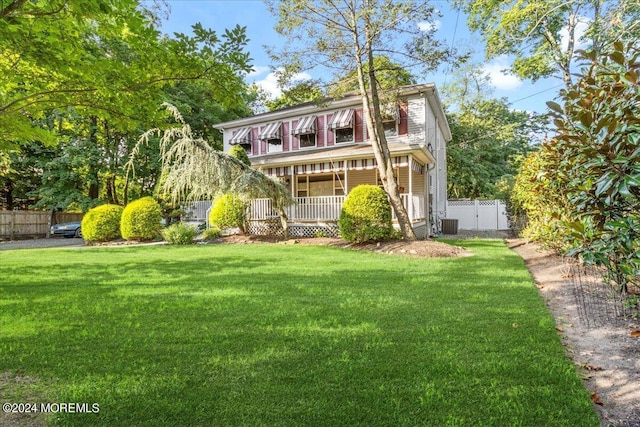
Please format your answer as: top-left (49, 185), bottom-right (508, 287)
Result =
top-left (508, 239), bottom-right (640, 427)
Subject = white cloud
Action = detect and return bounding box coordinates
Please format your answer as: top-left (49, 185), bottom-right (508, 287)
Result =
top-left (483, 56), bottom-right (523, 90)
top-left (245, 66), bottom-right (270, 78)
top-left (417, 20), bottom-right (441, 32)
top-left (253, 68), bottom-right (312, 99)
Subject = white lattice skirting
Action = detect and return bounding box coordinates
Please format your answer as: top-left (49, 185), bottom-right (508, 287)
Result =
top-left (247, 220), bottom-right (340, 238)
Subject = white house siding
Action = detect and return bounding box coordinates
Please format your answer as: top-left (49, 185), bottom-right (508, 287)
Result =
top-left (407, 98), bottom-right (426, 144)
top-left (407, 95), bottom-right (447, 229)
top-left (434, 126), bottom-right (447, 221)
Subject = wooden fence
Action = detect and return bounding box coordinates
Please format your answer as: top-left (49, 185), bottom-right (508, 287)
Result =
top-left (0, 211), bottom-right (83, 239)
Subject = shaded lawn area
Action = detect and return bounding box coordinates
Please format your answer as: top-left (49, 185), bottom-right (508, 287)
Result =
top-left (0, 240), bottom-right (597, 426)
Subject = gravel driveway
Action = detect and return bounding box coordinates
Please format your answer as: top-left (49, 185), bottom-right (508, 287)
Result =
top-left (0, 237), bottom-right (85, 251)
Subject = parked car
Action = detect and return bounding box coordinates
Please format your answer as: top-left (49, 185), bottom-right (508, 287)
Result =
top-left (50, 222), bottom-right (82, 238)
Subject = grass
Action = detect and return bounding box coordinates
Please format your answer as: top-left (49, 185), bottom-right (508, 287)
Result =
top-left (0, 240), bottom-right (598, 426)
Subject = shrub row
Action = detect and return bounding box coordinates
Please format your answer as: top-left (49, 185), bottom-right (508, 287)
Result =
top-left (82, 196), bottom-right (162, 243)
top-left (82, 186), bottom-right (393, 245)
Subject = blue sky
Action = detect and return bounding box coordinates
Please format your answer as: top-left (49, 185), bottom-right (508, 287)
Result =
top-left (159, 0), bottom-right (565, 114)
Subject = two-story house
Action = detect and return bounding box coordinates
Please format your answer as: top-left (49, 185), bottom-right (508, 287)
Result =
top-left (213, 83), bottom-right (450, 238)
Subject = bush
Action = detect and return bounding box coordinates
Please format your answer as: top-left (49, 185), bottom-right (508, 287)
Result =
top-left (510, 148), bottom-right (572, 251)
top-left (200, 226), bottom-right (222, 241)
top-left (338, 185), bottom-right (393, 243)
top-left (81, 204), bottom-right (124, 242)
top-left (228, 144), bottom-right (251, 166)
top-left (161, 222), bottom-right (197, 245)
top-left (209, 194), bottom-right (247, 232)
top-left (120, 196), bottom-right (162, 241)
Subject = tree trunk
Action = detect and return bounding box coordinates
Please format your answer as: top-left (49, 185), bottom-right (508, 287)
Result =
top-left (276, 208), bottom-right (289, 240)
top-left (123, 174), bottom-right (129, 206)
top-left (352, 6), bottom-right (416, 240)
top-left (3, 179), bottom-right (14, 210)
top-left (105, 174), bottom-right (118, 204)
top-left (88, 115), bottom-right (100, 200)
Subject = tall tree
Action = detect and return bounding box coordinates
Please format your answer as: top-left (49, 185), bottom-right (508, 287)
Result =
top-left (268, 0), bottom-right (453, 240)
top-left (0, 0), bottom-right (251, 150)
top-left (442, 65), bottom-right (543, 199)
top-left (453, 0), bottom-right (640, 88)
top-left (329, 55), bottom-right (417, 95)
top-left (547, 42), bottom-right (640, 293)
top-left (265, 80), bottom-right (324, 111)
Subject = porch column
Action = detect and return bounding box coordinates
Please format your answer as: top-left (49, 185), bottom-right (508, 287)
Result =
top-left (344, 161), bottom-right (348, 194)
top-left (290, 166), bottom-right (295, 197)
top-left (290, 166), bottom-right (295, 221)
top-left (408, 156), bottom-right (414, 222)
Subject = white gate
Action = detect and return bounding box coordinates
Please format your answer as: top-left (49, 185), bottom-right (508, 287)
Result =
top-left (445, 200), bottom-right (509, 231)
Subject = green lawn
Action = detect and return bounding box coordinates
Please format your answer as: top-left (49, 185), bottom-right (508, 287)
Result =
top-left (0, 240), bottom-right (597, 426)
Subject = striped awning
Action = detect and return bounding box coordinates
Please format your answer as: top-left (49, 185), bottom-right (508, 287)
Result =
top-left (295, 161), bottom-right (345, 175)
top-left (229, 127), bottom-right (252, 145)
top-left (258, 122), bottom-right (282, 140)
top-left (328, 109), bottom-right (354, 129)
top-left (260, 155), bottom-right (425, 178)
top-left (292, 116), bottom-right (316, 135)
top-left (411, 159), bottom-right (425, 175)
top-left (264, 166), bottom-right (292, 177)
top-left (347, 156), bottom-right (409, 171)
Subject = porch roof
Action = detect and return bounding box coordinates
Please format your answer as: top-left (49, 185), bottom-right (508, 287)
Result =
top-left (250, 142), bottom-right (434, 169)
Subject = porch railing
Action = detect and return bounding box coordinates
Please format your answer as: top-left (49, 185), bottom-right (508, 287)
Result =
top-left (249, 194), bottom-right (425, 222)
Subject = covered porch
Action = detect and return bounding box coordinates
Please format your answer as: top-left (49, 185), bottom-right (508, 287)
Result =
top-left (247, 193), bottom-right (427, 238)
top-left (246, 142), bottom-right (434, 238)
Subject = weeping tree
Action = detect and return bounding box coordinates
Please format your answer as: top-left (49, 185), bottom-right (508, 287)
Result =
top-left (127, 103), bottom-right (295, 238)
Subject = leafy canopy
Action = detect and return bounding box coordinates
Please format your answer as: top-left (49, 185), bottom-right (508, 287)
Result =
top-left (0, 0), bottom-right (252, 150)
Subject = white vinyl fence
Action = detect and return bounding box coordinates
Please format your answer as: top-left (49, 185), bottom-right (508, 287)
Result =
top-left (445, 200), bottom-right (509, 231)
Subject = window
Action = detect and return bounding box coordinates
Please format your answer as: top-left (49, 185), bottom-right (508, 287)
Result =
top-left (267, 138), bottom-right (282, 153)
top-left (382, 119), bottom-right (397, 137)
top-left (335, 127), bottom-right (353, 143)
top-left (298, 133), bottom-right (316, 148)
top-left (297, 173), bottom-right (345, 197)
top-left (329, 109), bottom-right (355, 144)
top-left (380, 103), bottom-right (399, 137)
top-left (258, 122), bottom-right (282, 153)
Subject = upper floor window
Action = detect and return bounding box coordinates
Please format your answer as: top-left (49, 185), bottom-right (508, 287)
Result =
top-left (335, 128), bottom-right (353, 143)
top-left (258, 122), bottom-right (282, 153)
top-left (328, 109), bottom-right (354, 144)
top-left (298, 133), bottom-right (316, 148)
top-left (292, 116), bottom-right (317, 149)
top-left (381, 104), bottom-right (399, 137)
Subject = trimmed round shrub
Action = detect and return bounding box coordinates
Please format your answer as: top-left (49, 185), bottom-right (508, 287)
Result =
top-left (81, 204), bottom-right (124, 242)
top-left (338, 185), bottom-right (393, 243)
top-left (209, 194), bottom-right (247, 233)
top-left (121, 196), bottom-right (162, 241)
top-left (161, 222), bottom-right (197, 245)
